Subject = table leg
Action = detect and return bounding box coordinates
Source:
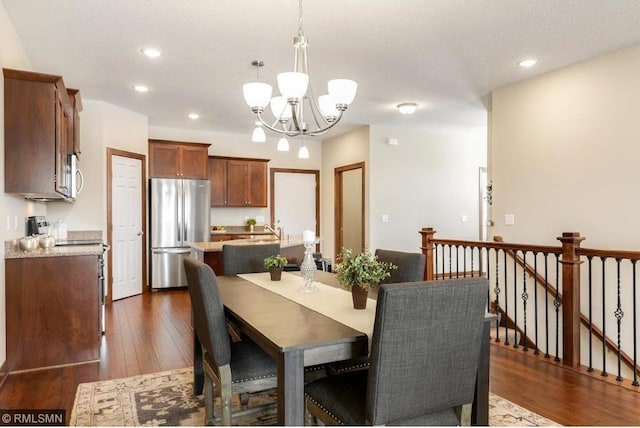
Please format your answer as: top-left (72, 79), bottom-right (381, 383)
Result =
top-left (277, 349), bottom-right (304, 425)
top-left (472, 319), bottom-right (492, 425)
top-left (193, 332), bottom-right (204, 395)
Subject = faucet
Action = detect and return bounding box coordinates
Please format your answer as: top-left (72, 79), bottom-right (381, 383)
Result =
top-left (264, 223), bottom-right (282, 240)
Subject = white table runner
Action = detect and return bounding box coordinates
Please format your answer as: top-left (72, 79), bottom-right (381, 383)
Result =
top-left (238, 272), bottom-right (376, 340)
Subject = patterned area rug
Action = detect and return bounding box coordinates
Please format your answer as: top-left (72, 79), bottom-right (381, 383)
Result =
top-left (70, 367), bottom-right (559, 426)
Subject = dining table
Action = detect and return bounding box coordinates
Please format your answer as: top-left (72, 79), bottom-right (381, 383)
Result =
top-left (192, 270), bottom-right (496, 426)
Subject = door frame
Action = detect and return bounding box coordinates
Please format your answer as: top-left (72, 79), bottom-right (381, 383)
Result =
top-left (270, 168), bottom-right (320, 239)
top-left (106, 148), bottom-right (147, 304)
top-left (334, 162), bottom-right (365, 260)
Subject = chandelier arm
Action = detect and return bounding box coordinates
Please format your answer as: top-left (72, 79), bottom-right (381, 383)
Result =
top-left (303, 110), bottom-right (345, 137)
top-left (290, 103), bottom-right (303, 134)
top-left (305, 86), bottom-right (330, 129)
top-left (255, 111), bottom-right (306, 137)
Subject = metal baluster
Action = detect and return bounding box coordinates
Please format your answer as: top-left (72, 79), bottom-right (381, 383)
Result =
top-left (469, 246), bottom-right (473, 278)
top-left (522, 251), bottom-right (529, 351)
top-left (448, 245), bottom-right (452, 279)
top-left (513, 251), bottom-right (519, 349)
top-left (455, 245), bottom-right (459, 278)
top-left (441, 244), bottom-right (445, 279)
top-left (615, 259), bottom-right (624, 382)
top-left (434, 244), bottom-right (439, 279)
top-left (601, 256), bottom-right (608, 377)
top-left (494, 249), bottom-right (501, 343)
top-left (533, 252), bottom-right (539, 355)
top-left (544, 253), bottom-right (550, 359)
top-left (553, 255), bottom-right (561, 362)
top-left (587, 256), bottom-right (594, 372)
top-left (632, 260), bottom-right (639, 387)
top-left (504, 249), bottom-right (509, 345)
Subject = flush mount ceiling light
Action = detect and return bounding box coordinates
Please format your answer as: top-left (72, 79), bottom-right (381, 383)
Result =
top-left (518, 58), bottom-right (538, 68)
top-left (141, 47), bottom-right (162, 58)
top-left (242, 0), bottom-right (357, 137)
top-left (133, 84), bottom-right (149, 93)
top-left (188, 113), bottom-right (200, 120)
top-left (397, 102), bottom-right (418, 115)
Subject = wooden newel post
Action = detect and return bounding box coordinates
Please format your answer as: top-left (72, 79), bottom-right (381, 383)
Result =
top-left (557, 232), bottom-right (585, 368)
top-left (420, 227), bottom-right (436, 280)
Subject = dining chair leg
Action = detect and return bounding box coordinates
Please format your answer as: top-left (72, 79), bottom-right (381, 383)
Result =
top-left (220, 365), bottom-right (233, 426)
top-left (458, 403), bottom-right (473, 426)
top-left (203, 375), bottom-right (214, 425)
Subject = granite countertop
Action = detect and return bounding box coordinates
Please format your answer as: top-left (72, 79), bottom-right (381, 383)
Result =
top-left (5, 244), bottom-right (104, 259)
top-left (5, 230), bottom-right (104, 259)
top-left (191, 234), bottom-right (318, 253)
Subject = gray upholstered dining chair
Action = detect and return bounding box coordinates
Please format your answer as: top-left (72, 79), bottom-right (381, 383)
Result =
top-left (305, 277), bottom-right (488, 426)
top-left (184, 258), bottom-right (277, 425)
top-left (222, 243), bottom-right (281, 276)
top-left (375, 248), bottom-right (426, 284)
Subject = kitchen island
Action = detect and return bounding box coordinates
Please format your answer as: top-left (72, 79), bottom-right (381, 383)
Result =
top-left (190, 235), bottom-right (312, 275)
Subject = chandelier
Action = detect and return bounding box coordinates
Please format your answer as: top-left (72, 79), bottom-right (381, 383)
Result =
top-left (242, 0), bottom-right (357, 137)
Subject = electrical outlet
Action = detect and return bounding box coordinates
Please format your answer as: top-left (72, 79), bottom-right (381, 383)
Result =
top-left (460, 214), bottom-right (468, 223)
top-left (381, 214), bottom-right (389, 223)
top-left (504, 214), bottom-right (515, 226)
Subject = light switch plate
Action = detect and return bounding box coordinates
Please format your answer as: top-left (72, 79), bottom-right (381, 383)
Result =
top-left (381, 214), bottom-right (389, 223)
top-left (504, 214), bottom-right (515, 226)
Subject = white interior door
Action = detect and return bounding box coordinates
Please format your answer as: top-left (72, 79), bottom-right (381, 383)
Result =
top-left (112, 155), bottom-right (143, 300)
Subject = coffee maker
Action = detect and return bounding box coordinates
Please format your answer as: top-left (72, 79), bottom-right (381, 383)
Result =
top-left (26, 216), bottom-right (49, 236)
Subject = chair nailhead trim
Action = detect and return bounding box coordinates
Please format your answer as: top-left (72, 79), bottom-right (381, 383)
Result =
top-left (305, 393), bottom-right (344, 425)
top-left (332, 362), bottom-right (370, 374)
top-left (232, 374), bottom-right (277, 383)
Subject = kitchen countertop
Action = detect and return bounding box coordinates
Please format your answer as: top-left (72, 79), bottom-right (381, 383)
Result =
top-left (5, 243), bottom-right (104, 259)
top-left (191, 235), bottom-right (317, 253)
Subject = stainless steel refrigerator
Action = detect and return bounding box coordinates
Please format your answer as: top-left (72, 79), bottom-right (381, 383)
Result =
top-left (150, 178), bottom-right (210, 288)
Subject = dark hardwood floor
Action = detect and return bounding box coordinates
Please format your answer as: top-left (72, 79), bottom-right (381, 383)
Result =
top-left (1, 289), bottom-right (639, 426)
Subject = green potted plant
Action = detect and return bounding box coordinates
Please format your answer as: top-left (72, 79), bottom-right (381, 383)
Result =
top-left (245, 218), bottom-right (257, 232)
top-left (264, 254), bottom-right (288, 281)
top-left (334, 247), bottom-right (397, 309)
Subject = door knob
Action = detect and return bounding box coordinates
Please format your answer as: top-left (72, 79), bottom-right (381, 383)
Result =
top-left (137, 231), bottom-right (144, 236)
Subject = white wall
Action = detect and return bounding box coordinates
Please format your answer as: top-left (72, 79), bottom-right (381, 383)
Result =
top-left (0, 2), bottom-right (36, 370)
top-left (369, 125), bottom-right (487, 252)
top-left (490, 42), bottom-right (640, 249)
top-left (149, 127), bottom-right (321, 228)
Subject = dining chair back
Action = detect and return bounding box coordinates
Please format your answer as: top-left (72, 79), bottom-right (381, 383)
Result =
top-left (222, 243), bottom-right (281, 276)
top-left (375, 248), bottom-right (426, 284)
top-left (305, 277), bottom-right (488, 426)
top-left (184, 257), bottom-right (277, 425)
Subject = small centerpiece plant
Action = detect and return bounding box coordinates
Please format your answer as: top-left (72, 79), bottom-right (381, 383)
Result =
top-left (264, 254), bottom-right (288, 281)
top-left (334, 247), bottom-right (396, 309)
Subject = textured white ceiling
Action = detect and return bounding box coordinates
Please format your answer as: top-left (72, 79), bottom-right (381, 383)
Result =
top-left (3, 0), bottom-right (640, 138)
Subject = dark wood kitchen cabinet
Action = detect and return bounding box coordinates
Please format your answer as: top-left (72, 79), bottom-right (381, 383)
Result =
top-left (6, 254), bottom-right (101, 371)
top-left (209, 156), bottom-right (269, 207)
top-left (3, 68), bottom-right (79, 200)
top-left (149, 139), bottom-right (210, 179)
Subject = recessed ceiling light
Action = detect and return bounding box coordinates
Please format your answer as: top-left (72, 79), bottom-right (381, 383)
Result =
top-left (188, 113), bottom-right (200, 120)
top-left (141, 47), bottom-right (162, 58)
top-left (518, 58), bottom-right (538, 68)
top-left (133, 85), bottom-right (149, 93)
top-left (397, 102), bottom-right (418, 115)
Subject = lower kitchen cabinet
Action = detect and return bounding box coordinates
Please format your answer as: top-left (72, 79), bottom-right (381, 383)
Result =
top-left (6, 254), bottom-right (101, 371)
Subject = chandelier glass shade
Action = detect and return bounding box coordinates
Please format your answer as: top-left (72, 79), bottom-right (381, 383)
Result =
top-left (242, 0), bottom-right (357, 137)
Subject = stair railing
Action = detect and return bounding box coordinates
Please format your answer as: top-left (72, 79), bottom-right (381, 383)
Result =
top-left (419, 227), bottom-right (640, 388)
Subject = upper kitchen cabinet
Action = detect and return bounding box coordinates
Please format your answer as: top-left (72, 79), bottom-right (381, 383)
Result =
top-left (149, 139), bottom-right (210, 179)
top-left (67, 88), bottom-right (82, 157)
top-left (3, 68), bottom-right (79, 201)
top-left (209, 156), bottom-right (269, 207)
